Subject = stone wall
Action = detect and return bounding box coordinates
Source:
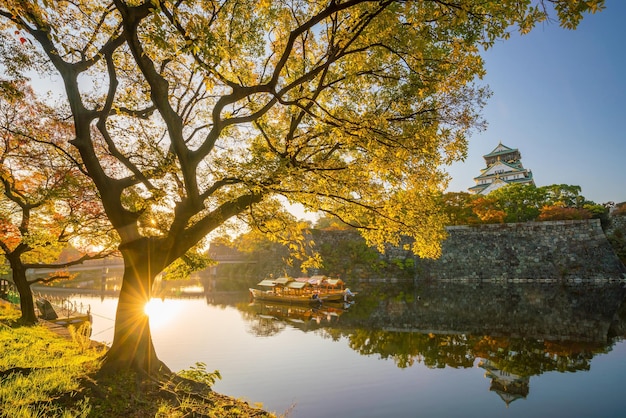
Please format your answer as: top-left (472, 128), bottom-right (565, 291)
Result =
top-left (415, 219), bottom-right (626, 282)
top-left (608, 213), bottom-right (626, 231)
top-left (208, 217), bottom-right (626, 282)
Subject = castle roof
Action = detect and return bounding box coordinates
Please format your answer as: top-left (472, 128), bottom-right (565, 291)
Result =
top-left (468, 174), bottom-right (534, 194)
top-left (475, 160), bottom-right (528, 179)
top-left (483, 142), bottom-right (519, 158)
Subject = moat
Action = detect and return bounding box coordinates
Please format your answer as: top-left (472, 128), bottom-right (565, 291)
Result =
top-left (44, 279), bottom-right (626, 418)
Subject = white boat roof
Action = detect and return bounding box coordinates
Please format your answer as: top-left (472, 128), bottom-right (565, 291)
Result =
top-left (295, 277), bottom-right (322, 285)
top-left (286, 281), bottom-right (309, 289)
top-left (257, 279), bottom-right (277, 287)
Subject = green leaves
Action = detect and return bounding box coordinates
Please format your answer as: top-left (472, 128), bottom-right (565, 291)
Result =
top-left (0, 0), bottom-right (603, 264)
top-left (442, 183), bottom-right (606, 225)
top-left (177, 362), bottom-right (221, 388)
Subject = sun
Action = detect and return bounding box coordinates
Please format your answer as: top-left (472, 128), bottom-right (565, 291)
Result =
top-left (144, 298), bottom-right (176, 330)
top-left (144, 298), bottom-right (158, 317)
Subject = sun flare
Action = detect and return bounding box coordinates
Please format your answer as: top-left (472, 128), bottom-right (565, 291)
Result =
top-left (144, 298), bottom-right (176, 330)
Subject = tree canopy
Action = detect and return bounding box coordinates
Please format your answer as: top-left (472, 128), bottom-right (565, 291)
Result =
top-left (0, 0), bottom-right (605, 372)
top-left (0, 80), bottom-right (116, 323)
top-left (440, 183), bottom-right (608, 226)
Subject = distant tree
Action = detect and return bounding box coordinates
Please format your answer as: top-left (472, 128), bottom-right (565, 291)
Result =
top-left (0, 81), bottom-right (116, 324)
top-left (315, 215), bottom-right (352, 231)
top-left (541, 184), bottom-right (586, 208)
top-left (440, 192), bottom-right (480, 225)
top-left (535, 184), bottom-right (609, 225)
top-left (583, 202), bottom-right (610, 227)
top-left (314, 229), bottom-right (383, 279)
top-left (471, 195), bottom-right (506, 224)
top-left (210, 234), bottom-right (234, 248)
top-left (231, 218), bottom-right (322, 277)
top-left (538, 205), bottom-right (592, 221)
top-left (0, 0), bottom-right (603, 373)
top-left (235, 229), bottom-right (275, 256)
top-left (487, 184), bottom-right (546, 222)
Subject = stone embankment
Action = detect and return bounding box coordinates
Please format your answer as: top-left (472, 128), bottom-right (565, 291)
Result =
top-left (361, 281), bottom-right (626, 343)
top-left (415, 219), bottom-right (626, 282)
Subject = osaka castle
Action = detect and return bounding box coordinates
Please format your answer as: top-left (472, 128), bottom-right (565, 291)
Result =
top-left (468, 142), bottom-right (535, 195)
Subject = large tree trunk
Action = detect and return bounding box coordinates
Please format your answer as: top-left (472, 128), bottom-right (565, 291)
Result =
top-left (8, 258), bottom-right (37, 325)
top-left (101, 240), bottom-right (170, 375)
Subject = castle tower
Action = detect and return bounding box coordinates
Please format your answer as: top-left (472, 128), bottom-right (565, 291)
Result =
top-left (479, 359), bottom-right (530, 407)
top-left (468, 142), bottom-right (534, 195)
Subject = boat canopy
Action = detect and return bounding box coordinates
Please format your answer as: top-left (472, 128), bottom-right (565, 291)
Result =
top-left (295, 277), bottom-right (322, 285)
top-left (286, 281), bottom-right (309, 289)
top-left (257, 277), bottom-right (310, 289)
top-left (258, 275), bottom-right (343, 288)
top-left (257, 279), bottom-right (277, 287)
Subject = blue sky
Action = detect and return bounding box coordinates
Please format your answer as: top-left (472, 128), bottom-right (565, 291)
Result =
top-left (446, 0), bottom-right (626, 205)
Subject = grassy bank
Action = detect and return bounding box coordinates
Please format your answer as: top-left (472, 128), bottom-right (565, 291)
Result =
top-left (0, 302), bottom-right (275, 417)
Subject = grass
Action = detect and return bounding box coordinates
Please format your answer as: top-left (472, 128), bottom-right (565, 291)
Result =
top-left (0, 302), bottom-right (276, 417)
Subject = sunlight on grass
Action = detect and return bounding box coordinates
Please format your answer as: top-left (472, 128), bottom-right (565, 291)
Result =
top-left (0, 303), bottom-right (101, 417)
top-left (0, 302), bottom-right (19, 322)
top-left (1, 302), bottom-right (274, 417)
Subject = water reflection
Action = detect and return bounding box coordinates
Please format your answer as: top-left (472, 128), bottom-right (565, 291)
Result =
top-left (238, 280), bottom-right (626, 406)
top-left (36, 276), bottom-right (626, 414)
top-left (480, 359), bottom-right (529, 405)
top-left (242, 302), bottom-right (347, 336)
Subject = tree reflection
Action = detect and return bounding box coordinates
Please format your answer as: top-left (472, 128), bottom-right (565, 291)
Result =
top-left (340, 329), bottom-right (610, 375)
top-left (340, 330), bottom-right (473, 369)
top-left (240, 281), bottom-right (625, 379)
top-left (246, 315), bottom-right (286, 337)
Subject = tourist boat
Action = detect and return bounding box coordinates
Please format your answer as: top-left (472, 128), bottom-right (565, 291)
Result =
top-left (249, 287), bottom-right (326, 305)
top-left (249, 275), bottom-right (355, 305)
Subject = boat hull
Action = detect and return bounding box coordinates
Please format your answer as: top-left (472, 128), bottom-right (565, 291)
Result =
top-left (249, 288), bottom-right (345, 305)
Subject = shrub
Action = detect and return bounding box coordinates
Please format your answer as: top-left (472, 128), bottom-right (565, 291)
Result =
top-left (538, 206), bottom-right (592, 221)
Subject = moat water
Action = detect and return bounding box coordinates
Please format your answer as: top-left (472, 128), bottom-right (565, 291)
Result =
top-left (50, 281), bottom-right (626, 418)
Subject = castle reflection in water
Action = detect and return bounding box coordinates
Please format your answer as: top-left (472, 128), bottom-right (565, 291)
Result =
top-left (239, 279), bottom-right (626, 406)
